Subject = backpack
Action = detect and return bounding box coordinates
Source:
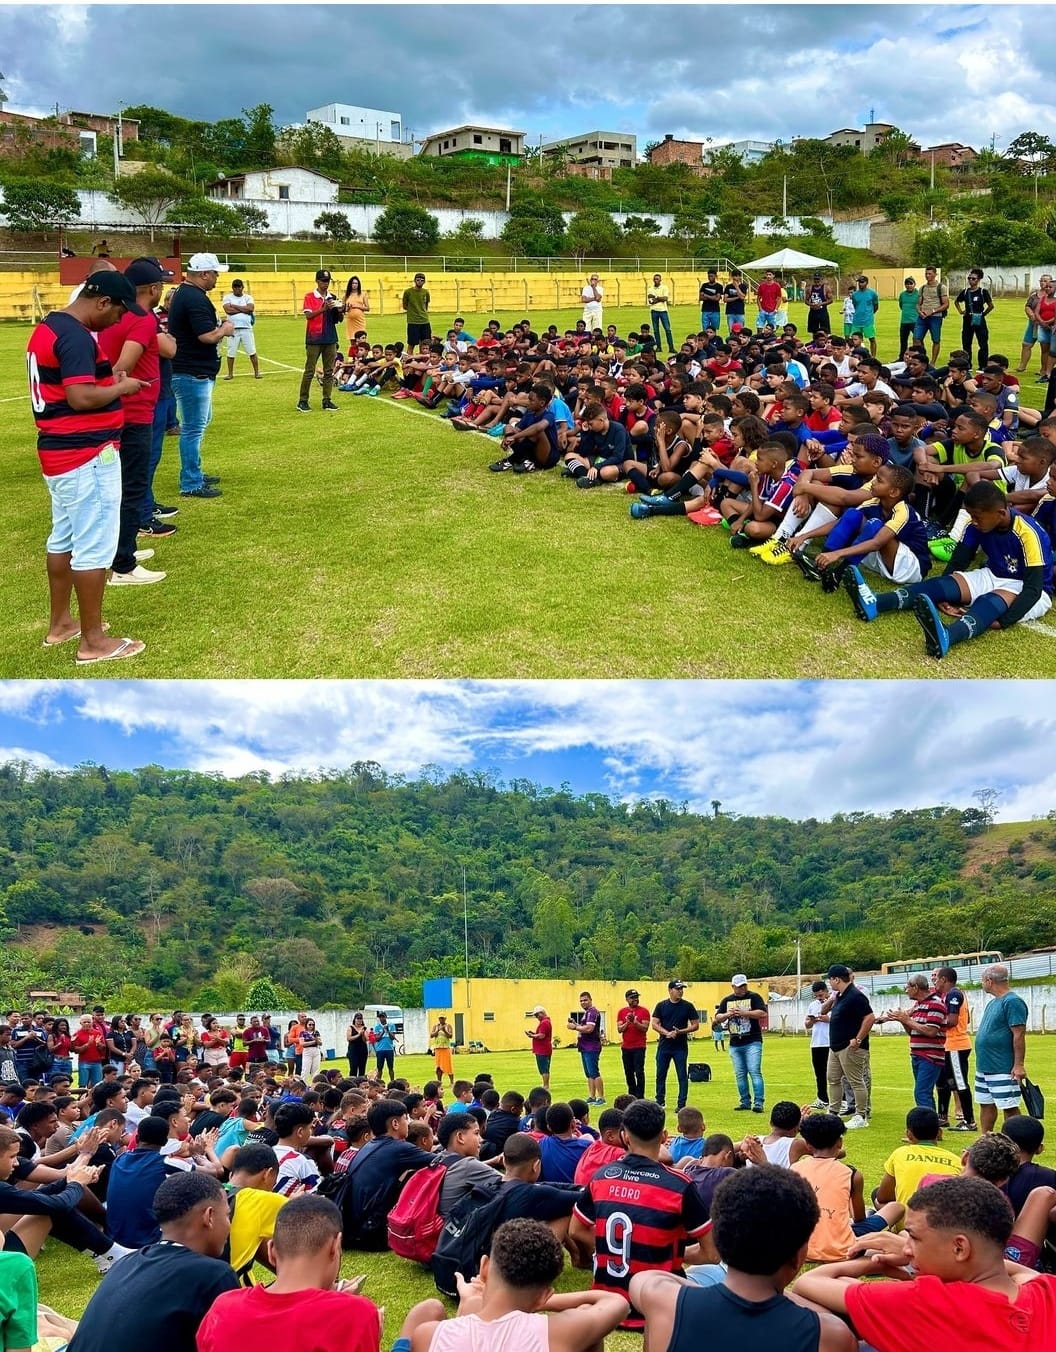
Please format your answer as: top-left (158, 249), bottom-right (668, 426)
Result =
top-left (386, 1152), bottom-right (456, 1263)
top-left (430, 1186), bottom-right (513, 1299)
top-left (316, 1139), bottom-right (397, 1249)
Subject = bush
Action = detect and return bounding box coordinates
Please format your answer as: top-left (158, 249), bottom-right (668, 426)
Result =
top-left (373, 204), bottom-right (440, 253)
top-left (314, 210), bottom-right (357, 242)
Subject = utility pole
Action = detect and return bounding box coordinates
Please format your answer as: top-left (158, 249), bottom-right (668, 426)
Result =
top-left (782, 174), bottom-right (787, 219)
top-left (930, 150), bottom-right (935, 192)
top-left (462, 866), bottom-right (470, 982)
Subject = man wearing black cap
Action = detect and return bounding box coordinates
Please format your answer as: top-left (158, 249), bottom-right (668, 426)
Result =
top-left (651, 981), bottom-right (699, 1112)
top-left (27, 271), bottom-right (149, 664)
top-left (616, 990), bottom-right (650, 1099)
top-left (297, 270), bottom-right (343, 412)
top-left (97, 258), bottom-right (176, 587)
top-left (401, 272), bottom-right (431, 348)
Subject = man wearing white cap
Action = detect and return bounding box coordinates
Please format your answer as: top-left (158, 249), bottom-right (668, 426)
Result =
top-left (525, 1005), bottom-right (552, 1088)
top-left (714, 975), bottom-right (767, 1113)
top-left (167, 253), bottom-right (232, 499)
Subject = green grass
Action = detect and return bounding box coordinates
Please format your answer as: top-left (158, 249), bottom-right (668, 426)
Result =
top-left (1, 304), bottom-right (1050, 678)
top-left (34, 1033), bottom-right (1056, 1339)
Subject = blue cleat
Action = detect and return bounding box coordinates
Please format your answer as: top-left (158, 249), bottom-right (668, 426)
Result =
top-left (913, 594), bottom-right (950, 659)
top-left (842, 564), bottom-right (878, 622)
top-left (630, 500), bottom-right (654, 519)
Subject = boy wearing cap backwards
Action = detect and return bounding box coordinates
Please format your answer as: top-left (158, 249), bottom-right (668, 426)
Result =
top-left (651, 982), bottom-right (700, 1114)
top-left (97, 257), bottom-right (176, 589)
top-left (714, 978), bottom-right (766, 1114)
top-left (297, 270), bottom-right (343, 413)
top-left (27, 270), bottom-right (150, 664)
top-left (401, 273), bottom-right (432, 348)
top-left (616, 991), bottom-right (651, 1100)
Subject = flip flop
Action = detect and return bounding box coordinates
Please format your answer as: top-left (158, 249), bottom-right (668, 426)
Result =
top-left (43, 629), bottom-right (80, 648)
top-left (75, 637), bottom-right (146, 667)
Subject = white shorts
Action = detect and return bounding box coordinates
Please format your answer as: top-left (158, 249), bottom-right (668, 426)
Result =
top-left (226, 329), bottom-right (256, 357)
top-left (974, 1070), bottom-right (1022, 1110)
top-left (863, 543), bottom-right (922, 584)
top-left (957, 569), bottom-right (1053, 622)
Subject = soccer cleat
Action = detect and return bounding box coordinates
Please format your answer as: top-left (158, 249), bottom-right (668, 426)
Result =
top-left (842, 564), bottom-right (877, 621)
top-left (486, 424), bottom-right (507, 437)
top-left (928, 536), bottom-right (956, 563)
top-left (820, 559), bottom-right (848, 593)
top-left (576, 476), bottom-right (601, 488)
top-left (730, 532), bottom-right (752, 549)
top-left (913, 594), bottom-right (950, 659)
top-left (749, 539), bottom-right (776, 555)
top-left (366, 387), bottom-right (380, 397)
top-left (488, 459), bottom-right (514, 472)
top-left (844, 1114), bottom-right (869, 1130)
top-left (512, 460), bottom-right (537, 473)
top-left (794, 550), bottom-right (823, 584)
top-left (630, 501), bottom-right (654, 519)
top-left (761, 540), bottom-right (794, 565)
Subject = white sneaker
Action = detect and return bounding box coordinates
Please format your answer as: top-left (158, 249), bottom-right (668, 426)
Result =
top-left (93, 1241), bottom-right (135, 1273)
top-left (811, 1099), bottom-right (827, 1109)
top-left (844, 1114), bottom-right (869, 1129)
top-left (134, 549), bottom-right (155, 562)
top-left (108, 565), bottom-right (167, 586)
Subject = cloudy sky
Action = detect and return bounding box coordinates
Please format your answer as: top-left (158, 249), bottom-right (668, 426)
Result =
top-left (1, 680), bottom-right (1053, 823)
top-left (0, 3), bottom-right (1052, 152)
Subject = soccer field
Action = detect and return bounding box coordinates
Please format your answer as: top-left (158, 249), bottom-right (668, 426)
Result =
top-left (32, 1033), bottom-right (1056, 1337)
top-left (1, 302), bottom-right (1050, 679)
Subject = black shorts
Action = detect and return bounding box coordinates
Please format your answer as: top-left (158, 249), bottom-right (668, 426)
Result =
top-left (407, 322), bottom-right (432, 346)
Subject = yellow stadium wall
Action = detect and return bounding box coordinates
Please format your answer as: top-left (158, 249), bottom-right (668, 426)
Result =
top-left (0, 267), bottom-right (936, 322)
top-left (425, 976), bottom-right (768, 1054)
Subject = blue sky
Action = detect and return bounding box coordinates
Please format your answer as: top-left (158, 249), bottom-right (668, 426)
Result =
top-left (2, 680), bottom-right (1054, 822)
top-left (2, 4), bottom-right (1053, 153)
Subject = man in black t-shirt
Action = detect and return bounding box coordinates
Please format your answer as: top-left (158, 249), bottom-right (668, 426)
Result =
top-left (167, 253), bottom-right (232, 499)
top-left (68, 1172), bottom-right (239, 1352)
top-left (714, 976), bottom-right (767, 1113)
top-left (700, 269), bottom-right (723, 331)
top-left (824, 965), bottom-right (874, 1128)
top-left (651, 981), bottom-right (700, 1111)
top-left (338, 1098), bottom-right (430, 1249)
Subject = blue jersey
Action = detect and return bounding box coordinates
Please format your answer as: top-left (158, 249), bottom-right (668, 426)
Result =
top-left (1034, 495), bottom-right (1055, 544)
top-left (960, 508), bottom-right (1053, 592)
top-left (858, 497), bottom-right (932, 574)
top-left (550, 395), bottom-right (575, 429)
top-left (519, 405), bottom-right (560, 457)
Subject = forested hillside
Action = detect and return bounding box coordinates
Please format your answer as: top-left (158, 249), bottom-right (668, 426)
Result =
top-left (0, 762), bottom-right (1053, 1011)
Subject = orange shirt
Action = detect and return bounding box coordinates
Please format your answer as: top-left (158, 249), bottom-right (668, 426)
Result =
top-left (791, 1155), bottom-right (856, 1262)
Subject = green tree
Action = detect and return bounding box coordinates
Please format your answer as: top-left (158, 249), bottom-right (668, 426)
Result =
top-left (565, 208), bottom-right (621, 261)
top-left (246, 974), bottom-right (283, 1009)
top-left (234, 204), bottom-right (270, 240)
top-left (0, 181), bottom-right (80, 236)
top-left (241, 104), bottom-right (278, 171)
top-left (373, 204), bottom-right (440, 253)
top-left (1003, 132), bottom-right (1056, 177)
top-left (166, 196), bottom-right (243, 234)
top-left (713, 208), bottom-right (754, 261)
top-left (500, 199), bottom-right (566, 257)
top-left (110, 169), bottom-right (194, 240)
top-left (314, 210), bottom-right (356, 242)
top-left (532, 893), bottom-right (576, 970)
top-left (962, 216), bottom-right (1051, 265)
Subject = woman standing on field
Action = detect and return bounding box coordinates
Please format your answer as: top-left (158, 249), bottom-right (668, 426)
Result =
top-left (344, 276), bottom-right (370, 343)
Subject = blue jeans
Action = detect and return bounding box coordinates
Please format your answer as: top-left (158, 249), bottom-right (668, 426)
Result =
top-left (172, 374), bottom-right (215, 492)
top-left (652, 310), bottom-right (674, 351)
top-left (701, 310), bottom-right (720, 332)
top-left (729, 1040), bottom-right (764, 1108)
top-left (913, 314), bottom-right (944, 344)
top-left (655, 1043), bottom-right (689, 1108)
top-left (144, 392), bottom-right (177, 521)
top-left (77, 1061), bottom-right (103, 1089)
top-left (912, 1055), bottom-right (943, 1109)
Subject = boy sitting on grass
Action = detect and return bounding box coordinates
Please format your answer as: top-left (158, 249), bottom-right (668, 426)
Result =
top-left (874, 1107), bottom-right (962, 1213)
top-left (488, 385), bottom-right (562, 474)
top-left (792, 464), bottom-right (931, 591)
top-left (790, 1112), bottom-right (904, 1262)
top-left (843, 479), bottom-right (1053, 659)
top-left (1001, 435), bottom-right (1055, 511)
top-left (913, 408), bottom-right (1006, 529)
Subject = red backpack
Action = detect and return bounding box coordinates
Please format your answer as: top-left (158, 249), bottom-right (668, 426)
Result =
top-left (387, 1154), bottom-right (454, 1263)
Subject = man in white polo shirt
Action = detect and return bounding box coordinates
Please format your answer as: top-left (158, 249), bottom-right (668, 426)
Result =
top-left (582, 274), bottom-right (604, 331)
top-left (222, 279), bottom-right (261, 380)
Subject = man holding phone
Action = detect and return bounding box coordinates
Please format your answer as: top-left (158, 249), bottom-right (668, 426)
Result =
top-left (97, 258), bottom-right (176, 587)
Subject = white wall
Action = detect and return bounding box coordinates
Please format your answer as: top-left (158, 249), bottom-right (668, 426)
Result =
top-left (73, 189), bottom-right (871, 247)
top-left (137, 1008), bottom-right (431, 1059)
top-left (776, 982), bottom-right (1056, 1037)
top-left (307, 104), bottom-right (402, 142)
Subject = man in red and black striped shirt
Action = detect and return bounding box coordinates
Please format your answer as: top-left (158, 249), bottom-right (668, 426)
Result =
top-left (570, 1099), bottom-right (710, 1331)
top-left (26, 271), bottom-right (150, 665)
top-left (876, 973), bottom-right (949, 1112)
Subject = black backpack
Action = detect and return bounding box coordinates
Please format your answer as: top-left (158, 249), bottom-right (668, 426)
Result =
top-left (318, 1139), bottom-right (400, 1250)
top-left (430, 1186), bottom-right (513, 1298)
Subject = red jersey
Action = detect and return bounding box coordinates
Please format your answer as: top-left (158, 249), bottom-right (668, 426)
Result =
top-left (617, 1006), bottom-right (649, 1050)
top-left (198, 1284), bottom-right (381, 1352)
top-left (573, 1153), bottom-right (710, 1329)
top-left (846, 1273), bottom-right (1056, 1352)
top-left (531, 1018), bottom-right (553, 1056)
top-left (603, 393), bottom-right (625, 421)
top-left (574, 1139), bottom-right (625, 1186)
top-left (805, 407), bottom-right (841, 432)
top-left (27, 313), bottom-right (123, 477)
top-left (96, 306), bottom-right (160, 425)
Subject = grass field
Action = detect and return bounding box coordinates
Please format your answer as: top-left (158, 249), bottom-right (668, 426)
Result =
top-left (32, 1033), bottom-right (1056, 1340)
top-left (1, 303), bottom-right (1051, 679)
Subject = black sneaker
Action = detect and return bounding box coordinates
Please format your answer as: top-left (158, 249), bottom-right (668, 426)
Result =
top-left (820, 559), bottom-right (848, 593)
top-left (204, 475), bottom-right (222, 485)
top-left (730, 533), bottom-right (752, 549)
top-left (733, 1104), bottom-right (751, 1111)
top-left (322, 400), bottom-right (339, 411)
top-left (138, 518), bottom-right (177, 537)
top-left (794, 549), bottom-right (822, 584)
top-left (752, 1105), bottom-right (764, 1113)
top-left (296, 401), bottom-right (311, 413)
top-left (153, 503), bottom-right (179, 519)
top-left (180, 485), bottom-right (222, 499)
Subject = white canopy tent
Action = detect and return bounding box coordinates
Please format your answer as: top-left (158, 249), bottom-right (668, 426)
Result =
top-left (737, 246), bottom-right (839, 271)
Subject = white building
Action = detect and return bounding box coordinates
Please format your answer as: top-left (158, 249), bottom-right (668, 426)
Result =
top-left (712, 139), bottom-right (780, 165)
top-left (206, 167), bottom-right (339, 204)
top-left (307, 103), bottom-right (403, 145)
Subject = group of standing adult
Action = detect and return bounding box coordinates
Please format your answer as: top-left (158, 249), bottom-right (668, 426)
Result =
top-left (804, 961), bottom-right (1030, 1133)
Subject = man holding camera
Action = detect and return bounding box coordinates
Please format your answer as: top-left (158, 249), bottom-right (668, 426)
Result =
top-left (525, 1006), bottom-right (553, 1088)
top-left (296, 269), bottom-right (343, 413)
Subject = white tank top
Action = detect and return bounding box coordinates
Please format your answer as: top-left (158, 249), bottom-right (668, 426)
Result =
top-left (762, 1136), bottom-right (794, 1168)
top-left (429, 1311), bottom-right (550, 1352)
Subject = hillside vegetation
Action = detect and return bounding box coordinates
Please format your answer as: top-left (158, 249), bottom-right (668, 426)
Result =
top-left (2, 763), bottom-right (1054, 1011)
